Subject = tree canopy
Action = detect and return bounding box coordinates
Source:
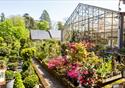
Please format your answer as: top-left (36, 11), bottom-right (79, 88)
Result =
top-left (0, 13), bottom-right (5, 22)
top-left (40, 10), bottom-right (51, 29)
top-left (37, 21), bottom-right (49, 31)
top-left (23, 13), bottom-right (36, 29)
top-left (57, 21), bottom-right (64, 30)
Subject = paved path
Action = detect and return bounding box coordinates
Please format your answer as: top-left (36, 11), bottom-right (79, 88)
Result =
top-left (6, 79), bottom-right (14, 88)
top-left (32, 59), bottom-right (65, 88)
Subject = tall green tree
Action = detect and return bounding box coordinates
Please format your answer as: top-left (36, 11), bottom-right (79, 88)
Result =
top-left (23, 13), bottom-right (35, 29)
top-left (57, 21), bottom-right (64, 30)
top-left (0, 13), bottom-right (5, 22)
top-left (40, 10), bottom-right (51, 29)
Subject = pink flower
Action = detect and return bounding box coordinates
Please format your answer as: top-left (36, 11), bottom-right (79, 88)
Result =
top-left (67, 69), bottom-right (79, 79)
top-left (48, 56), bottom-right (67, 69)
top-left (82, 70), bottom-right (89, 75)
top-left (67, 63), bottom-right (80, 79)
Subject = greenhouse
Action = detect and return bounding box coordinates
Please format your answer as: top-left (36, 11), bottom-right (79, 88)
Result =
top-left (1, 1), bottom-right (125, 88)
top-left (63, 3), bottom-right (125, 48)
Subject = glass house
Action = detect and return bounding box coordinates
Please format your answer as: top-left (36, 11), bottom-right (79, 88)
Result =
top-left (63, 3), bottom-right (125, 48)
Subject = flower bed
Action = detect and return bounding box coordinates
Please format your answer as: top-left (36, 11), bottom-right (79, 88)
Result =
top-left (36, 59), bottom-right (76, 88)
top-left (35, 41), bottom-right (123, 88)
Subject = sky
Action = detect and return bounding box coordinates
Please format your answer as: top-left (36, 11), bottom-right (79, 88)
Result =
top-left (0, 0), bottom-right (125, 23)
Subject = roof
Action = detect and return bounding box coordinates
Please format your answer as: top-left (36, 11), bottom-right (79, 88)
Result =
top-left (30, 30), bottom-right (61, 40)
top-left (30, 30), bottom-right (51, 40)
top-left (50, 30), bottom-right (61, 40)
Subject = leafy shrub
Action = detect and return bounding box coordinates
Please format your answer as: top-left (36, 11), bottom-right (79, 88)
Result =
top-left (21, 48), bottom-right (36, 61)
top-left (4, 36), bottom-right (13, 45)
top-left (37, 52), bottom-right (47, 61)
top-left (97, 60), bottom-right (112, 77)
top-left (0, 60), bottom-right (5, 69)
top-left (21, 65), bottom-right (35, 79)
top-left (22, 61), bottom-right (30, 72)
top-left (5, 70), bottom-right (15, 80)
top-left (0, 56), bottom-right (8, 62)
top-left (13, 72), bottom-right (25, 88)
top-left (0, 37), bottom-right (4, 44)
top-left (10, 50), bottom-right (19, 56)
top-left (0, 47), bottom-right (10, 56)
top-left (20, 38), bottom-right (27, 48)
top-left (23, 74), bottom-right (39, 88)
top-left (8, 62), bottom-right (18, 71)
top-left (11, 41), bottom-right (20, 50)
top-left (9, 56), bottom-right (18, 62)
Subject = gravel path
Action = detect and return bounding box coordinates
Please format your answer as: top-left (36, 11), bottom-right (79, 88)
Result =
top-left (32, 59), bottom-right (65, 88)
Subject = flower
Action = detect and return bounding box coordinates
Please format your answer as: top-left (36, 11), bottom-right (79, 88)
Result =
top-left (48, 56), bottom-right (67, 69)
top-left (82, 70), bottom-right (89, 75)
top-left (67, 63), bottom-right (80, 79)
top-left (67, 69), bottom-right (79, 79)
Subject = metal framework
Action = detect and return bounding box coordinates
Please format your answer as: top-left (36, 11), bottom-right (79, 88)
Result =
top-left (63, 3), bottom-right (125, 48)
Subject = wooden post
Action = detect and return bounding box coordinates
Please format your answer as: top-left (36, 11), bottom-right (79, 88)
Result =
top-left (118, 13), bottom-right (124, 49)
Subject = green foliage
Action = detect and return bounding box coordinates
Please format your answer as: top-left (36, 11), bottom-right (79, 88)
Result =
top-left (11, 40), bottom-right (20, 50)
top-left (23, 74), bottom-right (39, 88)
top-left (4, 36), bottom-right (13, 45)
top-left (57, 21), bottom-right (64, 30)
top-left (34, 39), bottom-right (61, 60)
top-left (21, 47), bottom-right (36, 61)
top-left (0, 47), bottom-right (9, 56)
top-left (37, 52), bottom-right (47, 61)
top-left (9, 56), bottom-right (18, 63)
top-left (22, 61), bottom-right (30, 72)
top-left (40, 10), bottom-right (51, 29)
top-left (5, 70), bottom-right (15, 80)
top-left (97, 59), bottom-right (112, 77)
top-left (37, 21), bottom-right (49, 31)
top-left (8, 62), bottom-right (18, 71)
top-left (21, 65), bottom-right (35, 79)
top-left (0, 56), bottom-right (8, 64)
top-left (13, 72), bottom-right (25, 88)
top-left (20, 38), bottom-right (27, 48)
top-left (0, 60), bottom-right (5, 69)
top-left (0, 16), bottom-right (29, 41)
top-left (23, 13), bottom-right (36, 29)
top-left (0, 13), bottom-right (5, 22)
top-left (10, 50), bottom-right (19, 56)
top-left (0, 56), bottom-right (7, 60)
top-left (0, 37), bottom-right (4, 44)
